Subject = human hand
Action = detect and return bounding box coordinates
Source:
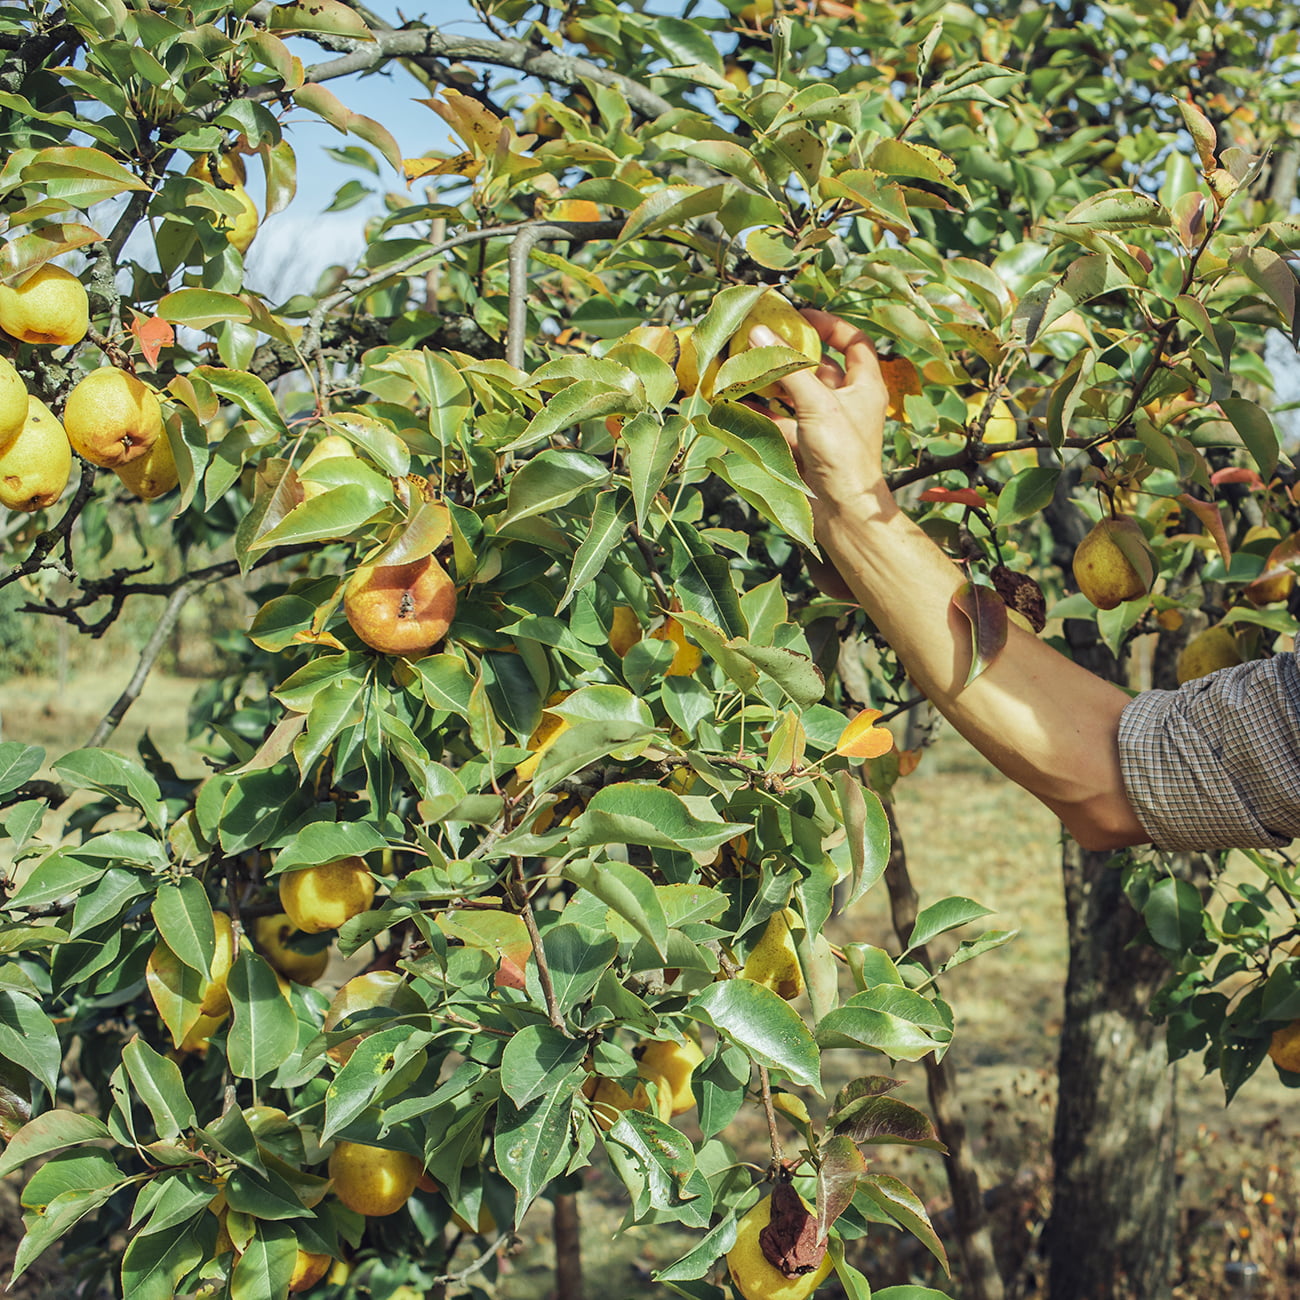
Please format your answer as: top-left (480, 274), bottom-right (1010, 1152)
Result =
top-left (748, 310), bottom-right (890, 599)
top-left (749, 309), bottom-right (889, 521)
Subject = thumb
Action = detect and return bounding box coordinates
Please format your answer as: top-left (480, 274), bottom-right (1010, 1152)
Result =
top-left (750, 323), bottom-right (830, 411)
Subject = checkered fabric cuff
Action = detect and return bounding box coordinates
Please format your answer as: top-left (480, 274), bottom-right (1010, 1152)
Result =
top-left (1117, 654), bottom-right (1300, 852)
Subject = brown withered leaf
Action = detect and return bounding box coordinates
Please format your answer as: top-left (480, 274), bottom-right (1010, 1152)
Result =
top-left (816, 1134), bottom-right (868, 1244)
top-left (760, 1179), bottom-right (828, 1279)
top-left (991, 565), bottom-right (1047, 633)
top-left (951, 581), bottom-right (1007, 686)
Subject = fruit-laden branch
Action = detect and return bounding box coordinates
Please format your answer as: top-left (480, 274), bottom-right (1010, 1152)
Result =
top-left (0, 461), bottom-right (95, 593)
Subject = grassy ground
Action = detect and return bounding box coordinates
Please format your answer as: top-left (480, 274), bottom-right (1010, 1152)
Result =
top-left (2, 664), bottom-right (1297, 1298)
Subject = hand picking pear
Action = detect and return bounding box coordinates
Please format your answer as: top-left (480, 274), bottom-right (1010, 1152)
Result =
top-left (0, 395), bottom-right (71, 511)
top-left (344, 553), bottom-right (457, 656)
top-left (0, 264), bottom-right (89, 347)
top-left (728, 291), bottom-right (822, 401)
top-left (64, 367), bottom-right (163, 468)
top-left (1071, 516), bottom-right (1154, 610)
top-left (0, 355), bottom-right (28, 454)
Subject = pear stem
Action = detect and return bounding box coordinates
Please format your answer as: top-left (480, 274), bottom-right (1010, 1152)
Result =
top-left (758, 1065), bottom-right (784, 1162)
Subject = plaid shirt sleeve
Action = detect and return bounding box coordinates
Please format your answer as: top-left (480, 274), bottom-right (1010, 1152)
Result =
top-left (1117, 653), bottom-right (1300, 851)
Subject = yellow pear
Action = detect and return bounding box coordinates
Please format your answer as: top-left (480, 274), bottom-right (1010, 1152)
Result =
top-left (1071, 516), bottom-right (1154, 610)
top-left (328, 1141), bottom-right (421, 1217)
top-left (651, 616), bottom-right (702, 676)
top-left (178, 1011), bottom-right (229, 1055)
top-left (0, 265), bottom-right (89, 348)
top-left (675, 326), bottom-right (723, 399)
top-left (253, 913), bottom-right (329, 985)
top-left (743, 908), bottom-right (804, 1000)
top-left (114, 429), bottom-right (178, 500)
top-left (289, 1249), bottom-right (332, 1294)
top-left (324, 970), bottom-right (422, 1064)
top-left (609, 606), bottom-right (643, 657)
top-left (636, 1036), bottom-right (705, 1116)
top-left (198, 911), bottom-right (236, 1018)
top-left (278, 856), bottom-right (375, 934)
top-left (728, 291), bottom-right (822, 400)
top-left (63, 367), bottom-right (162, 468)
top-left (344, 554), bottom-right (458, 656)
top-left (1176, 625), bottom-right (1244, 684)
top-left (581, 1070), bottom-right (673, 1131)
top-left (299, 434), bottom-right (356, 501)
top-left (0, 395), bottom-right (71, 511)
top-left (188, 153), bottom-right (259, 253)
top-left (0, 355), bottom-right (27, 453)
top-left (1269, 1020), bottom-right (1300, 1072)
top-left (727, 1190), bottom-right (833, 1300)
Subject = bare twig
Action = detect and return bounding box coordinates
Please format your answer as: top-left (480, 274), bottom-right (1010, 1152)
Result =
top-left (429, 1230), bottom-right (514, 1286)
top-left (758, 1064), bottom-right (784, 1163)
top-left (629, 524), bottom-right (672, 610)
top-left (510, 857), bottom-right (570, 1036)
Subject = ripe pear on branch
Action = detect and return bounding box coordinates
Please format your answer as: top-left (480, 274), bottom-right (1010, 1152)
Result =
top-left (728, 291), bottom-right (822, 400)
top-left (344, 553), bottom-right (457, 656)
top-left (0, 355), bottom-right (27, 453)
top-left (63, 366), bottom-right (162, 468)
top-left (742, 908), bottom-right (804, 1000)
top-left (328, 1140), bottom-right (422, 1217)
top-left (1176, 625), bottom-right (1244, 684)
top-left (278, 856), bottom-right (375, 933)
top-left (0, 264), bottom-right (89, 347)
top-left (1071, 515), bottom-right (1155, 609)
top-left (0, 396), bottom-right (71, 511)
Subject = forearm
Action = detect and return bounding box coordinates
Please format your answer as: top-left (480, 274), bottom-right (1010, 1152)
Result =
top-left (821, 486), bottom-right (1149, 849)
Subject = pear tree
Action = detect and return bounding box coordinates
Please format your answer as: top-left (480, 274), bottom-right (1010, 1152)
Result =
top-left (0, 2), bottom-right (1298, 1300)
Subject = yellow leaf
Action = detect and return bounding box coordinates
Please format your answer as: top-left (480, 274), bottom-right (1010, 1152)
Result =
top-left (835, 709), bottom-right (895, 759)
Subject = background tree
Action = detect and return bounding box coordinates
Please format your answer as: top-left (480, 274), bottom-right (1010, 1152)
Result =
top-left (0, 2), bottom-right (1299, 1299)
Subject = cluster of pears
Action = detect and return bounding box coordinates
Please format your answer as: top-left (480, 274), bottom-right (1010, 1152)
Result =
top-left (582, 1033), bottom-right (706, 1130)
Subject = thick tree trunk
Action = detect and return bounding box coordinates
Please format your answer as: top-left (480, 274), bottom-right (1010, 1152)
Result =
top-left (553, 1191), bottom-right (583, 1300)
top-left (1045, 838), bottom-right (1178, 1300)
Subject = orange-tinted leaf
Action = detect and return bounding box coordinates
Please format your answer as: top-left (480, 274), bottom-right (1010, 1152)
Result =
top-left (836, 709), bottom-right (895, 759)
top-left (879, 355), bottom-right (921, 422)
top-left (1210, 466), bottom-right (1264, 490)
top-left (1177, 493), bottom-right (1232, 565)
top-left (897, 749), bottom-right (922, 777)
top-left (920, 486), bottom-right (983, 510)
top-left (131, 313), bottom-right (174, 368)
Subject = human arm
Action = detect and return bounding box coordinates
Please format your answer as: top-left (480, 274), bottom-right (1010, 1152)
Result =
top-left (753, 311), bottom-right (1150, 850)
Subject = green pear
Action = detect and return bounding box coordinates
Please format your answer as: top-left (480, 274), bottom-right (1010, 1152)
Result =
top-left (1072, 516), bottom-right (1154, 610)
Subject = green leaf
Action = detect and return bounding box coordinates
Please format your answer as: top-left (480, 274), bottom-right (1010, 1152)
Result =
top-left (230, 1219), bottom-right (297, 1300)
top-left (0, 1110), bottom-right (111, 1179)
top-left (505, 449), bottom-right (611, 523)
top-left (859, 1173), bottom-right (949, 1273)
top-left (1059, 188), bottom-right (1171, 230)
top-left (269, 820), bottom-right (387, 875)
top-left (151, 879), bottom-right (216, 977)
top-left (158, 288), bottom-right (252, 331)
top-left (995, 466), bottom-right (1059, 526)
top-left (524, 923), bottom-right (618, 1015)
top-left (563, 858), bottom-right (670, 960)
top-left (122, 1037), bottom-right (196, 1140)
top-left (559, 489), bottom-right (634, 611)
top-left (494, 1088), bottom-right (575, 1221)
top-left (14, 1181), bottom-right (121, 1282)
top-left (905, 897), bottom-right (994, 952)
top-left (7, 851), bottom-right (103, 911)
top-left (1219, 397), bottom-right (1279, 478)
top-left (620, 183), bottom-right (727, 242)
top-left (700, 402), bottom-right (807, 493)
top-left (499, 1025), bottom-right (587, 1109)
top-left (54, 749), bottom-right (163, 828)
top-left (513, 383), bottom-right (636, 451)
top-left (322, 1025), bottom-right (430, 1142)
top-left (569, 784), bottom-right (749, 860)
top-left (706, 452), bottom-right (816, 551)
top-left (193, 366), bottom-right (289, 437)
top-left (1143, 877), bottom-right (1203, 952)
top-left (606, 1107), bottom-right (713, 1225)
top-left (121, 1215), bottom-right (212, 1300)
top-left (688, 979), bottom-right (821, 1091)
top-left (623, 413), bottom-right (684, 528)
top-left (836, 772), bottom-right (889, 907)
top-left (0, 742), bottom-right (42, 796)
top-left (226, 953), bottom-right (297, 1080)
top-left (816, 987), bottom-right (952, 1062)
top-left (0, 991), bottom-right (61, 1094)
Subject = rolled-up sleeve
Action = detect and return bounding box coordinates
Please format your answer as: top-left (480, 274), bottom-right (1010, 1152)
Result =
top-left (1117, 654), bottom-right (1300, 851)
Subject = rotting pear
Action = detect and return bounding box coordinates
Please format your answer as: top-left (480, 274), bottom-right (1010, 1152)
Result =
top-left (0, 265), bottom-right (89, 348)
top-left (63, 367), bottom-right (162, 468)
top-left (0, 395), bottom-right (71, 512)
top-left (344, 553), bottom-right (457, 656)
top-left (1071, 516), bottom-right (1154, 610)
top-left (726, 1189), bottom-right (833, 1300)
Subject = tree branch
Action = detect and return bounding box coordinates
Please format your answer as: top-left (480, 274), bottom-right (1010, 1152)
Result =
top-left (510, 857), bottom-right (570, 1036)
top-left (0, 462), bottom-right (96, 593)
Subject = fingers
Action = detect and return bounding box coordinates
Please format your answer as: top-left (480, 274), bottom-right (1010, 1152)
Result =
top-left (800, 309), bottom-right (882, 388)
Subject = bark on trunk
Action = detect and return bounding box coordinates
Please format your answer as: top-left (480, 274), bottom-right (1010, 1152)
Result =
top-left (553, 1191), bottom-right (583, 1300)
top-left (1045, 837), bottom-right (1178, 1300)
